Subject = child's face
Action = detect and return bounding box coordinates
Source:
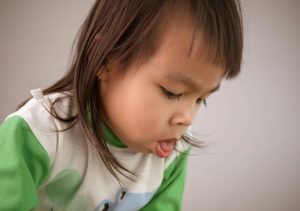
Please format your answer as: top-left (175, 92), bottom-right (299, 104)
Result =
top-left (99, 18), bottom-right (225, 158)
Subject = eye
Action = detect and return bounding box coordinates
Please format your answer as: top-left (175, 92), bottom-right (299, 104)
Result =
top-left (160, 86), bottom-right (208, 107)
top-left (160, 86), bottom-right (182, 100)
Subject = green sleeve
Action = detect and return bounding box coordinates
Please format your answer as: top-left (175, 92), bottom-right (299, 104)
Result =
top-left (141, 148), bottom-right (190, 211)
top-left (0, 116), bottom-right (51, 211)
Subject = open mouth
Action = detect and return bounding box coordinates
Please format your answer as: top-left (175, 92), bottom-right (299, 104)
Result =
top-left (155, 138), bottom-right (177, 158)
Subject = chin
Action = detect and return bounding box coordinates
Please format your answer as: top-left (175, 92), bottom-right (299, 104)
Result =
top-left (138, 147), bottom-right (153, 155)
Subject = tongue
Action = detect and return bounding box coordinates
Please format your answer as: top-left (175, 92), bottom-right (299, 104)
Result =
top-left (155, 141), bottom-right (175, 158)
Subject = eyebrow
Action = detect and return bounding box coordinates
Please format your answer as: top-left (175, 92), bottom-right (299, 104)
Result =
top-left (166, 73), bottom-right (220, 95)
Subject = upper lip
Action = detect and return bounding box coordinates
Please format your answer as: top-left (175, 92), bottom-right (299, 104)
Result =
top-left (158, 138), bottom-right (178, 142)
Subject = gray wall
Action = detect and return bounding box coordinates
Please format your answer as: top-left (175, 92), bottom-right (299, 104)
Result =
top-left (1, 1), bottom-right (299, 210)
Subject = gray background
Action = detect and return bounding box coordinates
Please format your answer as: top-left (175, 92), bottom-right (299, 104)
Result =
top-left (0, 0), bottom-right (299, 210)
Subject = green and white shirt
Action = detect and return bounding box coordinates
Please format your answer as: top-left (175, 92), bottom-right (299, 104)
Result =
top-left (0, 89), bottom-right (190, 211)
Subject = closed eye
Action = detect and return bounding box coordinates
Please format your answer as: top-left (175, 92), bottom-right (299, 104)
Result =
top-left (160, 86), bottom-right (182, 100)
top-left (160, 86), bottom-right (208, 107)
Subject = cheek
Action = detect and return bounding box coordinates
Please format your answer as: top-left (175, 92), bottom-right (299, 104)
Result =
top-left (124, 88), bottom-right (170, 137)
top-left (102, 74), bottom-right (174, 142)
top-left (103, 85), bottom-right (156, 132)
top-left (127, 88), bottom-right (165, 129)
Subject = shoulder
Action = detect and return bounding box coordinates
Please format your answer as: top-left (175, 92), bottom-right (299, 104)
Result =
top-left (7, 89), bottom-right (75, 128)
top-left (0, 110), bottom-right (53, 210)
top-left (4, 89), bottom-right (77, 164)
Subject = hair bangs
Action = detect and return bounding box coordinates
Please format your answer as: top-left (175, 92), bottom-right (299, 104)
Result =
top-left (187, 0), bottom-right (243, 79)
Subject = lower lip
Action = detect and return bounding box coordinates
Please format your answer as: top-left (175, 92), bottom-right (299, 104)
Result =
top-left (155, 139), bottom-right (176, 158)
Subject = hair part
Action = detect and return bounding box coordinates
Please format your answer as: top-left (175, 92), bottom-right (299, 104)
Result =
top-left (19, 0), bottom-right (243, 183)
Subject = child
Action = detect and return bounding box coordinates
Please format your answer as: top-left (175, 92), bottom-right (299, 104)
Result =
top-left (0, 0), bottom-right (243, 210)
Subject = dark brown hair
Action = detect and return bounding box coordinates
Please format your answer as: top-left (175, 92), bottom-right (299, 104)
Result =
top-left (19, 0), bottom-right (243, 181)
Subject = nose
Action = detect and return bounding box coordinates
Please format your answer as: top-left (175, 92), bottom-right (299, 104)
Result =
top-left (170, 104), bottom-right (197, 127)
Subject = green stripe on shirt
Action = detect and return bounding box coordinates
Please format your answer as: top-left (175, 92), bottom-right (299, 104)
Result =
top-left (0, 115), bottom-right (51, 210)
top-left (141, 148), bottom-right (190, 211)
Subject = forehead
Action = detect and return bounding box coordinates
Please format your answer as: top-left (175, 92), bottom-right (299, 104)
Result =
top-left (156, 12), bottom-right (208, 60)
top-left (146, 17), bottom-right (225, 92)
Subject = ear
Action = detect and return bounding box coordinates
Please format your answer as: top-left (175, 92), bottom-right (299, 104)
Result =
top-left (97, 64), bottom-right (110, 81)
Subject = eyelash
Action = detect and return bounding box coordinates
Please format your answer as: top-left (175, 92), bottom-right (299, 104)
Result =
top-left (160, 87), bottom-right (207, 107)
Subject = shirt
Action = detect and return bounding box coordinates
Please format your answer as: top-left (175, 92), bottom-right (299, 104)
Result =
top-left (0, 89), bottom-right (190, 211)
